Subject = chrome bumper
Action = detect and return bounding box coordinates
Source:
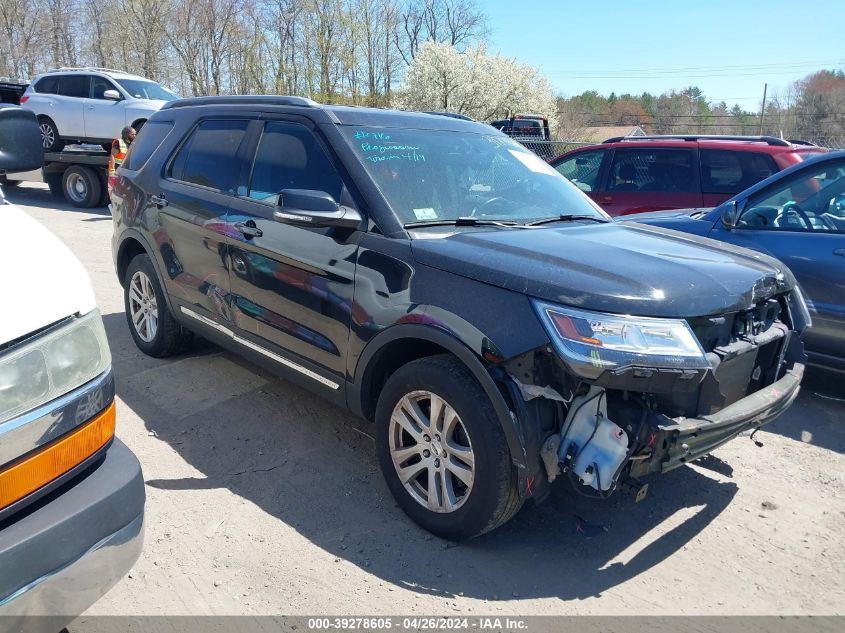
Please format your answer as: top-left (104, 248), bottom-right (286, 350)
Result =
top-left (0, 439), bottom-right (145, 630)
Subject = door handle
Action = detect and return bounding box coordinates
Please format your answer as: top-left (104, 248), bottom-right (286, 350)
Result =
top-left (834, 248), bottom-right (845, 257)
top-left (235, 221), bottom-right (263, 238)
top-left (87, 105), bottom-right (94, 110)
top-left (150, 194), bottom-right (168, 208)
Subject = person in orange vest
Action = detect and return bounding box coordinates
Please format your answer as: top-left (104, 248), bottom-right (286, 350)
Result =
top-left (107, 125), bottom-right (136, 193)
top-left (108, 125), bottom-right (136, 174)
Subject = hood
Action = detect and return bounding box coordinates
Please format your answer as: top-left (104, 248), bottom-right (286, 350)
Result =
top-left (623, 208), bottom-right (709, 221)
top-left (411, 223), bottom-right (794, 318)
top-left (126, 99), bottom-right (169, 113)
top-left (0, 202), bottom-right (96, 344)
top-left (623, 209), bottom-right (718, 238)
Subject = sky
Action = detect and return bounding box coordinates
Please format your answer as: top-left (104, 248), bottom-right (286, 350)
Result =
top-left (485, 0), bottom-right (845, 109)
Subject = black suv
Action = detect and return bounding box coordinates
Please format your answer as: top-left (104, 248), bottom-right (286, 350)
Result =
top-left (111, 96), bottom-right (809, 539)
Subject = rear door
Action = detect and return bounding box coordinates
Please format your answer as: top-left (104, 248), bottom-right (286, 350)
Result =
top-left (225, 117), bottom-right (360, 389)
top-left (710, 159), bottom-right (845, 366)
top-left (700, 149), bottom-right (778, 207)
top-left (53, 74), bottom-right (89, 138)
top-left (84, 76), bottom-right (126, 141)
top-left (153, 118), bottom-right (252, 328)
top-left (599, 147), bottom-right (702, 216)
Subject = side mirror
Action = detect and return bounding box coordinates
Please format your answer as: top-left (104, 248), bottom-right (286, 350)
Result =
top-left (721, 200), bottom-right (739, 230)
top-left (103, 89), bottom-right (121, 101)
top-left (0, 106), bottom-right (44, 172)
top-left (274, 189), bottom-right (362, 230)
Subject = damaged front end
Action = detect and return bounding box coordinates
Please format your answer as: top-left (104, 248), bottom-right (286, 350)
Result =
top-left (501, 285), bottom-right (809, 501)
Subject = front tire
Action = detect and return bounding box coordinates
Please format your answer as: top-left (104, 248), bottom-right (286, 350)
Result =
top-left (375, 355), bottom-right (522, 539)
top-left (124, 254), bottom-right (192, 357)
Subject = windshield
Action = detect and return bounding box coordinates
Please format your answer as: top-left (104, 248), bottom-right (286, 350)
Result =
top-left (340, 127), bottom-right (608, 225)
top-left (116, 79), bottom-right (178, 101)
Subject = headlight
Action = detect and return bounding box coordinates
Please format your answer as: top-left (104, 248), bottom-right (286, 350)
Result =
top-left (0, 310), bottom-right (111, 425)
top-left (532, 300), bottom-right (709, 378)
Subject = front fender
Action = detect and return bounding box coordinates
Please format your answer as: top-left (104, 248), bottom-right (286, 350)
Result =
top-left (349, 323), bottom-right (530, 471)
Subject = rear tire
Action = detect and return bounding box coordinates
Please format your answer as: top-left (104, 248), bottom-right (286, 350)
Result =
top-left (124, 254), bottom-right (192, 357)
top-left (62, 165), bottom-right (101, 208)
top-left (38, 117), bottom-right (65, 152)
top-left (375, 355), bottom-right (522, 540)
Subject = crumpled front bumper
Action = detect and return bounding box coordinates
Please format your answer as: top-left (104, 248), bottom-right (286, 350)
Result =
top-left (642, 363), bottom-right (804, 474)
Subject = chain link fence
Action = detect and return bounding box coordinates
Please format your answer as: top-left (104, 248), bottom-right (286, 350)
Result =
top-left (510, 138), bottom-right (595, 161)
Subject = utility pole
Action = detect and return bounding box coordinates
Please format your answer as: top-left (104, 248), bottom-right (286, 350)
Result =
top-left (759, 83), bottom-right (768, 135)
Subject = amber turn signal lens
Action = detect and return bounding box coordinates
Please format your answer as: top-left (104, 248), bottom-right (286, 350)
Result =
top-left (0, 401), bottom-right (116, 511)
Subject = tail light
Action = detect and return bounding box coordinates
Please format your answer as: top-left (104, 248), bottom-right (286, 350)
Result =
top-left (19, 95), bottom-right (28, 104)
top-left (108, 173), bottom-right (118, 193)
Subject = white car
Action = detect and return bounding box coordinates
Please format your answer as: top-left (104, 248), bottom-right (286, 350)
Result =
top-left (0, 106), bottom-right (144, 630)
top-left (20, 67), bottom-right (177, 151)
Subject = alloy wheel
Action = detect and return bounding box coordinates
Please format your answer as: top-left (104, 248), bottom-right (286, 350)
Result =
top-left (39, 123), bottom-right (54, 149)
top-left (388, 390), bottom-right (475, 513)
top-left (128, 271), bottom-right (159, 343)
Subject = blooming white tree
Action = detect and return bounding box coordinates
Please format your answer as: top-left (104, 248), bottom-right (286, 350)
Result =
top-left (395, 41), bottom-right (557, 127)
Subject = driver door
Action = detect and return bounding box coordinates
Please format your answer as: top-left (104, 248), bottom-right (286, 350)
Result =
top-left (225, 118), bottom-right (361, 390)
top-left (84, 76), bottom-right (126, 140)
top-left (709, 159), bottom-right (845, 365)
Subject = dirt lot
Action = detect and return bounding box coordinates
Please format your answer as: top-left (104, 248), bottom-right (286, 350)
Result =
top-left (7, 183), bottom-right (845, 616)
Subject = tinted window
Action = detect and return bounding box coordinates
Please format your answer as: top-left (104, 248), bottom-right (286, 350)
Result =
top-left (34, 76), bottom-right (58, 94)
top-left (608, 148), bottom-right (694, 193)
top-left (738, 162), bottom-right (845, 232)
top-left (122, 121), bottom-right (174, 170)
top-left (91, 76), bottom-right (119, 100)
top-left (57, 75), bottom-right (90, 98)
top-left (247, 121), bottom-right (343, 203)
top-left (554, 149), bottom-right (605, 192)
top-left (169, 120), bottom-right (249, 192)
top-left (701, 149), bottom-right (777, 195)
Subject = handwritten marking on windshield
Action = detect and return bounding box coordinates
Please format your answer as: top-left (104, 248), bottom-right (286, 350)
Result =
top-left (361, 142), bottom-right (421, 154)
top-left (365, 151), bottom-right (426, 163)
top-left (354, 130), bottom-right (391, 140)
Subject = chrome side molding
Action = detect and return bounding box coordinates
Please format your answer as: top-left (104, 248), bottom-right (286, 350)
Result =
top-left (179, 307), bottom-right (340, 390)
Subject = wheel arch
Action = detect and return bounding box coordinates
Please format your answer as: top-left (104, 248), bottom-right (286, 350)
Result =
top-left (351, 324), bottom-right (528, 470)
top-left (114, 231), bottom-right (177, 310)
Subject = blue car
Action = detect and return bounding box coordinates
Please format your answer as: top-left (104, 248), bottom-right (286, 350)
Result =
top-left (630, 150), bottom-right (845, 374)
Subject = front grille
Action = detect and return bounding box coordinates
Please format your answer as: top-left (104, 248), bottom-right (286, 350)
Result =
top-left (687, 298), bottom-right (789, 414)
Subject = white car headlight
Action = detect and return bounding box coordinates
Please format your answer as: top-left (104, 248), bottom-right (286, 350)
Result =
top-left (0, 310), bottom-right (111, 424)
top-left (532, 300), bottom-right (709, 378)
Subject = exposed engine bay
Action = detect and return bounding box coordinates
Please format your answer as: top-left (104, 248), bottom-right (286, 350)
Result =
top-left (501, 289), bottom-right (808, 503)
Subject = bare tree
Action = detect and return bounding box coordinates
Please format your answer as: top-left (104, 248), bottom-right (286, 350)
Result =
top-left (394, 0), bottom-right (487, 65)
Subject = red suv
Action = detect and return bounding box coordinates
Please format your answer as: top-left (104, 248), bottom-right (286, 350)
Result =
top-left (550, 135), bottom-right (827, 216)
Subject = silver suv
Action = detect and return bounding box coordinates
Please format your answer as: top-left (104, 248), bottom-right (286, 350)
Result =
top-left (20, 67), bottom-right (177, 151)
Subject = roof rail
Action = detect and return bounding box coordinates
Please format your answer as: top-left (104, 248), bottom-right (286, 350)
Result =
top-left (46, 67), bottom-right (132, 75)
top-left (602, 134), bottom-right (791, 147)
top-left (161, 95), bottom-right (318, 110)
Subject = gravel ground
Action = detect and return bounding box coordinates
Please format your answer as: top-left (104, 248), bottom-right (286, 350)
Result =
top-left (7, 183), bottom-right (845, 617)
